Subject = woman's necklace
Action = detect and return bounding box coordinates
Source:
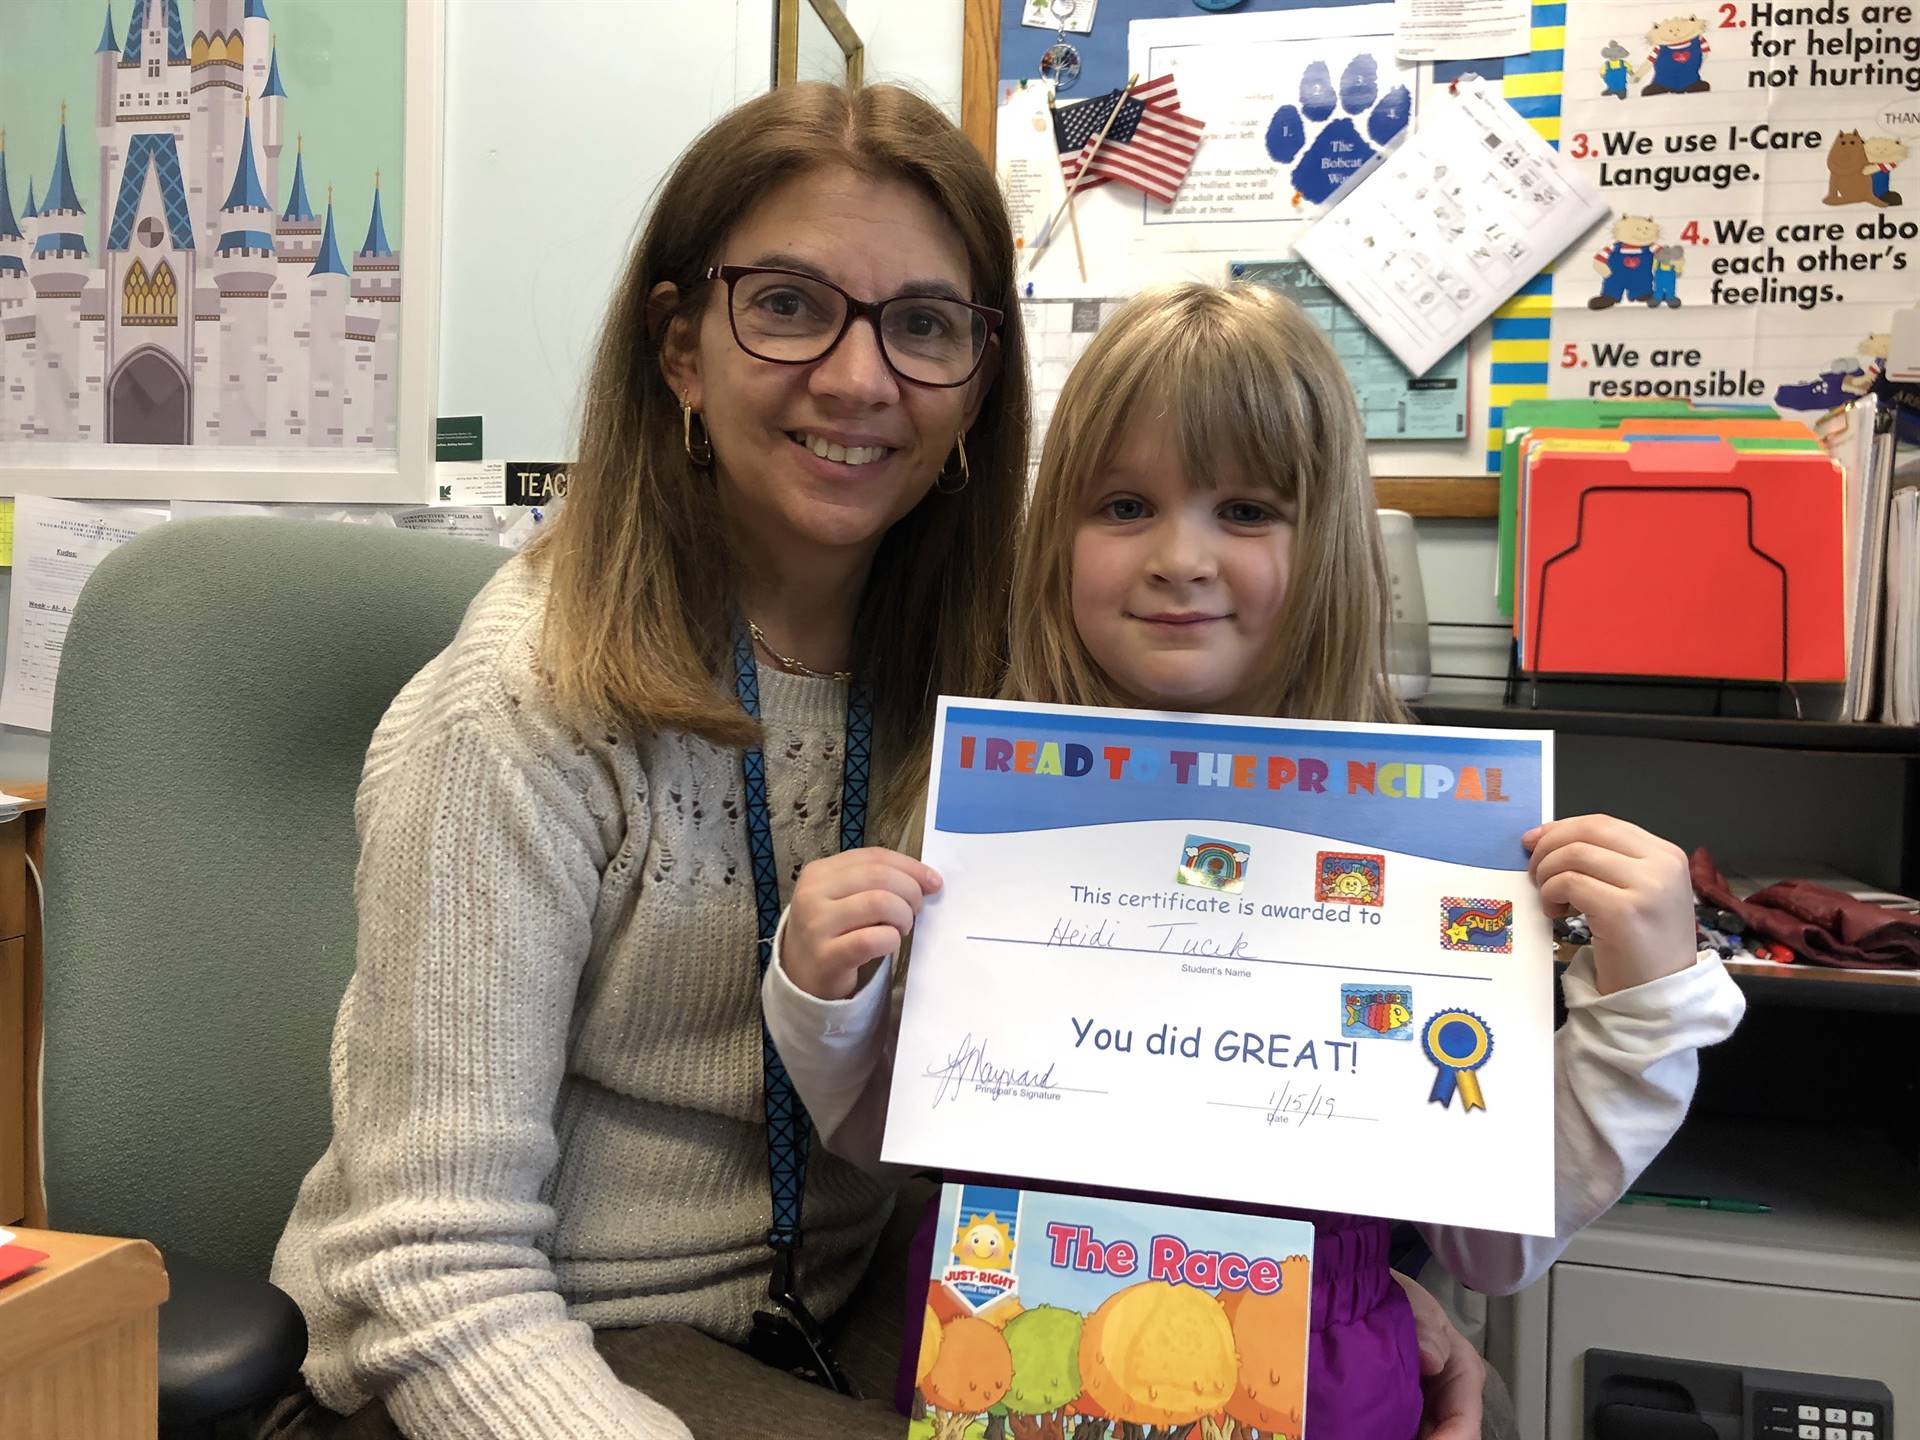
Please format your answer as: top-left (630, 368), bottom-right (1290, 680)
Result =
top-left (747, 618), bottom-right (854, 682)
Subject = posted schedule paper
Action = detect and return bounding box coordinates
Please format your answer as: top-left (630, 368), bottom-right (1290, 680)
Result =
top-left (0, 495), bottom-right (170, 733)
top-left (882, 699), bottom-right (1556, 1236)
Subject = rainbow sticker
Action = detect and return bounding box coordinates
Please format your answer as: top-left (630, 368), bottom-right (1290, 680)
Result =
top-left (1441, 898), bottom-right (1514, 952)
top-left (1315, 851), bottom-right (1385, 906)
top-left (1179, 835), bottom-right (1251, 893)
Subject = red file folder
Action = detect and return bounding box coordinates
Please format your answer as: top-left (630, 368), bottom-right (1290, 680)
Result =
top-left (1519, 439), bottom-right (1845, 682)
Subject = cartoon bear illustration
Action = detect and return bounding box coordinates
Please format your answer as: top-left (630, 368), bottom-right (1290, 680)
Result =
top-left (1590, 215), bottom-right (1662, 308)
top-left (1842, 332), bottom-right (1892, 396)
top-left (1642, 15), bottom-right (1711, 95)
top-left (1825, 131), bottom-right (1887, 207)
top-left (1649, 245), bottom-right (1685, 307)
top-left (1599, 40), bottom-right (1646, 99)
top-left (1865, 135), bottom-right (1907, 205)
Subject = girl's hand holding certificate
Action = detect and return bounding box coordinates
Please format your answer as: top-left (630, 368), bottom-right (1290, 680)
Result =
top-left (782, 848), bottom-right (941, 1001)
top-left (1523, 814), bottom-right (1697, 997)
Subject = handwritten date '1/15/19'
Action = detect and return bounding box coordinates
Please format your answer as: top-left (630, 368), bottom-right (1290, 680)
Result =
top-left (1266, 1082), bottom-right (1338, 1127)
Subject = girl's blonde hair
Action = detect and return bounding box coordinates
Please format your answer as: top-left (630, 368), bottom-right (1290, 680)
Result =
top-left (1005, 282), bottom-right (1407, 724)
top-left (528, 84), bottom-right (1028, 839)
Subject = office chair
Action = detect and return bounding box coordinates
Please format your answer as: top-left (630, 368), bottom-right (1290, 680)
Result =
top-left (41, 519), bottom-right (509, 1437)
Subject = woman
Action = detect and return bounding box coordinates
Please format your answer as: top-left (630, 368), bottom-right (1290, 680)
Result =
top-left (261, 82), bottom-right (1487, 1440)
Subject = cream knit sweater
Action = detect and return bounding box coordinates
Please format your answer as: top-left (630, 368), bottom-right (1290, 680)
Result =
top-left (270, 557), bottom-right (891, 1440)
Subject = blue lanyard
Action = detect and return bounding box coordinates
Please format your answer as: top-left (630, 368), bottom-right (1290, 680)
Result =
top-left (733, 622), bottom-right (871, 1264)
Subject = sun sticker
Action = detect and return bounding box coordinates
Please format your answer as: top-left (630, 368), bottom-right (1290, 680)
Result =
top-left (1315, 851), bottom-right (1385, 906)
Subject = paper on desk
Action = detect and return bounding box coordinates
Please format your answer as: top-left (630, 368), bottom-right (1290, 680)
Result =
top-left (1393, 0), bottom-right (1531, 61)
top-left (0, 496), bottom-right (170, 733)
top-left (1293, 81), bottom-right (1610, 377)
top-left (0, 1228), bottom-right (49, 1284)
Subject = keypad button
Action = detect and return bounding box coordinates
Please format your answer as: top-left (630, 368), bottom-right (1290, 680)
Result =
top-left (1855, 1431), bottom-right (1874, 1440)
top-left (1828, 1411), bottom-right (1849, 1424)
top-left (1797, 1426), bottom-right (1819, 1440)
top-left (1826, 1428), bottom-right (1848, 1440)
top-left (1852, 1415), bottom-right (1875, 1429)
top-left (1801, 1408), bottom-right (1822, 1422)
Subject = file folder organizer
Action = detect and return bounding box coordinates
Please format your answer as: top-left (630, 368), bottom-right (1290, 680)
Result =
top-left (1517, 439), bottom-right (1846, 683)
top-left (1496, 400), bottom-right (1779, 616)
top-left (1511, 421), bottom-right (1823, 616)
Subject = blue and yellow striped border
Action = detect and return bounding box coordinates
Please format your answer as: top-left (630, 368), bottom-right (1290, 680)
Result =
top-left (1485, 3), bottom-right (1567, 472)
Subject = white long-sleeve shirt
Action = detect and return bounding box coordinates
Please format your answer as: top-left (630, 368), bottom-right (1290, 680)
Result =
top-left (763, 931), bottom-right (1746, 1295)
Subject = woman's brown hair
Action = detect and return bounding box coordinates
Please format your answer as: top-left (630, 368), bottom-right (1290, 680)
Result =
top-left (530, 84), bottom-right (1027, 837)
top-left (1004, 282), bottom-right (1406, 725)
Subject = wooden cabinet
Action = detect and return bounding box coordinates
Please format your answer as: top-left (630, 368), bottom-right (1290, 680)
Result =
top-left (0, 1229), bottom-right (169, 1439)
top-left (0, 784), bottom-right (47, 1229)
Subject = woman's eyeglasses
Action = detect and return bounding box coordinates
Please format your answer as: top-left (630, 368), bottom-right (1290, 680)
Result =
top-left (705, 265), bottom-right (1002, 389)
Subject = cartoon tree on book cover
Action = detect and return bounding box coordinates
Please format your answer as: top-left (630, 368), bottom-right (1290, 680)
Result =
top-left (913, 1256), bottom-right (1310, 1440)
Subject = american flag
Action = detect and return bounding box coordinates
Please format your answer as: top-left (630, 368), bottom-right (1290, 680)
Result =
top-left (1052, 74), bottom-right (1205, 206)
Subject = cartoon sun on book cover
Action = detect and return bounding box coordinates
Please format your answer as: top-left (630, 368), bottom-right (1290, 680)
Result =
top-left (913, 1184), bottom-right (1314, 1440)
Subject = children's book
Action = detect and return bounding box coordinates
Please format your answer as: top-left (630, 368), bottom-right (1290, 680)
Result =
top-left (910, 1184), bottom-right (1315, 1440)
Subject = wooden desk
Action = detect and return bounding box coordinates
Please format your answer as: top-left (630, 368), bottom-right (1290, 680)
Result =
top-left (0, 783), bottom-right (46, 1228)
top-left (0, 1229), bottom-right (168, 1439)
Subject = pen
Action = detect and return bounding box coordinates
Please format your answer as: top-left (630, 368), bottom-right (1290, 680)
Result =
top-left (1620, 1190), bottom-right (1772, 1214)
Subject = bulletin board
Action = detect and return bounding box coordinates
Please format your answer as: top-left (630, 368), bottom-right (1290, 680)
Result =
top-left (965, 0), bottom-right (1920, 518)
top-left (963, 0), bottom-right (1500, 517)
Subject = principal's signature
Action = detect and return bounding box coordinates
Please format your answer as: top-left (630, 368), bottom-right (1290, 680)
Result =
top-left (926, 1034), bottom-right (1060, 1109)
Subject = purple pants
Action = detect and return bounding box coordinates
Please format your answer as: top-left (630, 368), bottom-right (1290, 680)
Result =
top-left (895, 1191), bottom-right (1422, 1440)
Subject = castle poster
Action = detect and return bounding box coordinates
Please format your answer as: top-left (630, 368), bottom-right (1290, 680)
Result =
top-left (0, 0), bottom-right (414, 485)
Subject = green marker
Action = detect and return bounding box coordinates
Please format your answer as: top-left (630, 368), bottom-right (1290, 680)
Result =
top-left (1621, 1190), bottom-right (1771, 1214)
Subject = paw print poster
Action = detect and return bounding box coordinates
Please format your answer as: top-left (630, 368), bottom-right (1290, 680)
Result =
top-left (1125, 3), bottom-right (1415, 245)
top-left (1537, 0), bottom-right (1920, 429)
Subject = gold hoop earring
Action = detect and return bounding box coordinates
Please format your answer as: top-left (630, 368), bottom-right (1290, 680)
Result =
top-left (935, 433), bottom-right (969, 494)
top-left (682, 396), bottom-right (713, 469)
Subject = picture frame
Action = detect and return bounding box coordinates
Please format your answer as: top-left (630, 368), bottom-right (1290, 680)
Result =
top-left (777, 0), bottom-right (864, 90)
top-left (0, 0), bottom-right (444, 503)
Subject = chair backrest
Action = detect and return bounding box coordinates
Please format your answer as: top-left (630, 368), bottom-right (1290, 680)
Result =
top-left (43, 519), bottom-right (510, 1275)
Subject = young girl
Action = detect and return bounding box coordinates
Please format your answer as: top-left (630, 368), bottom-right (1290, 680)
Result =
top-left (762, 283), bottom-right (1745, 1438)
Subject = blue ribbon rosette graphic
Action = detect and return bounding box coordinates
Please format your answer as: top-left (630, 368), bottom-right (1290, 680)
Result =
top-left (1422, 1009), bottom-right (1492, 1111)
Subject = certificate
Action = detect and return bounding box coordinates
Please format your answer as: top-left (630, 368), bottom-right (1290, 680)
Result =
top-left (882, 699), bottom-right (1556, 1236)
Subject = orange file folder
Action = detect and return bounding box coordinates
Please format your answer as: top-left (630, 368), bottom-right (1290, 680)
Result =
top-left (1519, 440), bottom-right (1845, 682)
